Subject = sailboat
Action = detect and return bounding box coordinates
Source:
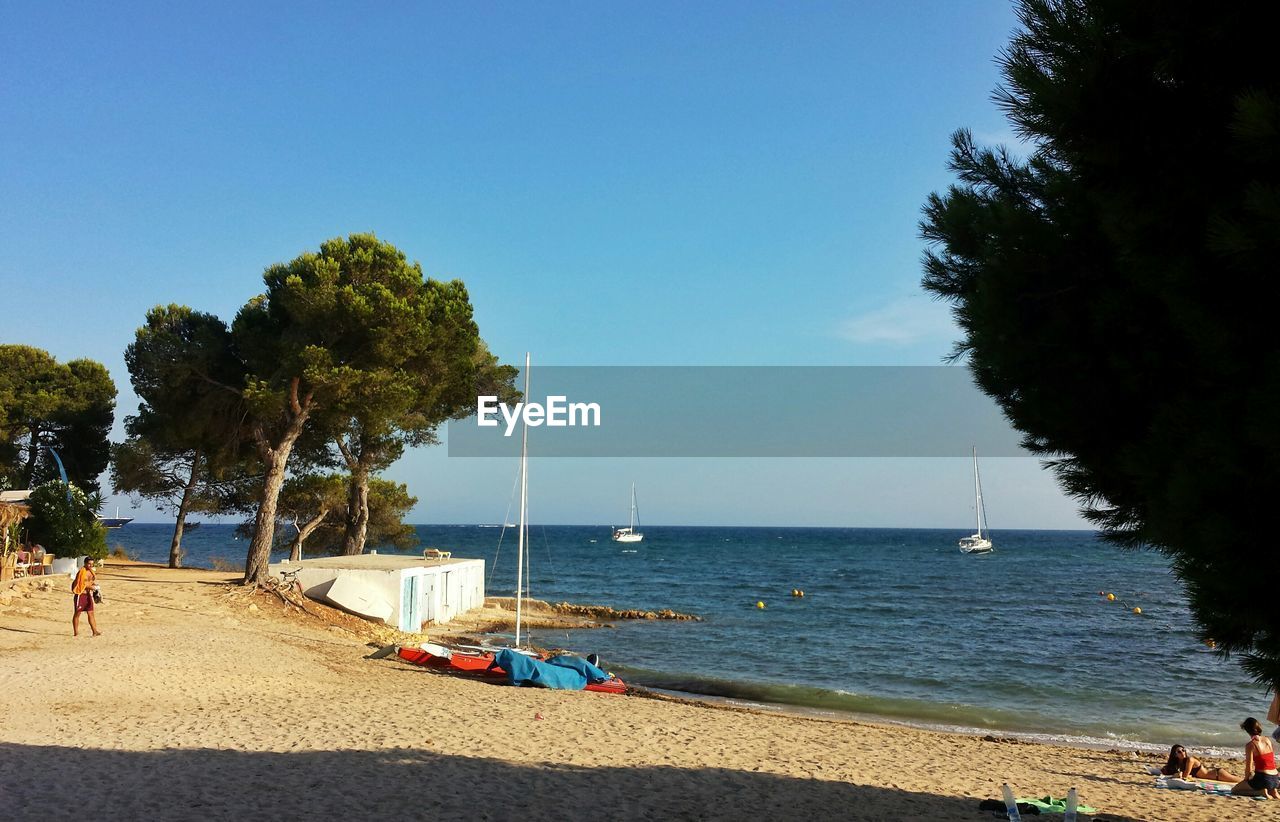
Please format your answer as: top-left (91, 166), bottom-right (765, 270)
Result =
top-left (397, 353), bottom-right (625, 694)
top-left (611, 483), bottom-right (644, 543)
top-left (958, 446), bottom-right (994, 554)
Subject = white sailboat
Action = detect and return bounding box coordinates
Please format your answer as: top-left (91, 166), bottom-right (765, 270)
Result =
top-left (611, 483), bottom-right (644, 543)
top-left (958, 446), bottom-right (994, 554)
top-left (394, 352), bottom-right (628, 694)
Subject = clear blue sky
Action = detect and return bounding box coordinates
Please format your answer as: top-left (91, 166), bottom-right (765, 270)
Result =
top-left (0, 1), bottom-right (1086, 528)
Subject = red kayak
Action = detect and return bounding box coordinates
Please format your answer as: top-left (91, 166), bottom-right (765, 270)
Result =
top-left (397, 644), bottom-right (508, 678)
top-left (397, 644), bottom-right (627, 694)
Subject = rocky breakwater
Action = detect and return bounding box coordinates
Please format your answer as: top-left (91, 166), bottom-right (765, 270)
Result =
top-left (551, 602), bottom-right (701, 621)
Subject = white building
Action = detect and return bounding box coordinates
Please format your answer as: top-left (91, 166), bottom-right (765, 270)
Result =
top-left (269, 553), bottom-right (484, 633)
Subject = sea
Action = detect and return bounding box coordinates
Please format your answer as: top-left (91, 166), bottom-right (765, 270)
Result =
top-left (106, 523), bottom-right (1260, 757)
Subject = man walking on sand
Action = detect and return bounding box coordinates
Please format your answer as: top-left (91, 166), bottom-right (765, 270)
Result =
top-left (72, 557), bottom-right (102, 637)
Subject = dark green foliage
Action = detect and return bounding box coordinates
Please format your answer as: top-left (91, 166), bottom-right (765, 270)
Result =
top-left (232, 234), bottom-right (515, 580)
top-left (114, 305), bottom-right (255, 567)
top-left (26, 479), bottom-right (108, 560)
top-left (921, 1), bottom-right (1280, 684)
top-left (362, 478), bottom-right (419, 552)
top-left (276, 473), bottom-right (417, 556)
top-left (0, 345), bottom-right (116, 494)
top-left (276, 472), bottom-right (347, 559)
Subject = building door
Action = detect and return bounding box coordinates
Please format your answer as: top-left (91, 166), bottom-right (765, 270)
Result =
top-left (418, 572), bottom-right (436, 625)
top-left (400, 574), bottom-right (421, 632)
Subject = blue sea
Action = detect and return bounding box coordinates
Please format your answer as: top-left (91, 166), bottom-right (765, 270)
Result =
top-left (107, 523), bottom-right (1259, 756)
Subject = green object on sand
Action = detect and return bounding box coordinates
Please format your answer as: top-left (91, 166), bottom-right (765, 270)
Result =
top-left (1017, 796), bottom-right (1098, 815)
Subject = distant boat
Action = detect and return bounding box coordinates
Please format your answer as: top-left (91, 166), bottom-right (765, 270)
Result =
top-left (99, 507), bottom-right (133, 529)
top-left (184, 521), bottom-right (202, 530)
top-left (958, 447), bottom-right (994, 555)
top-left (611, 483), bottom-right (644, 543)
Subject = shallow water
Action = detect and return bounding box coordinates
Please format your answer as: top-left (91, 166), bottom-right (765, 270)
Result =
top-left (107, 522), bottom-right (1261, 754)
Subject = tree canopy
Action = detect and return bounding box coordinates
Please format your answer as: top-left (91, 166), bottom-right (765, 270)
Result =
top-left (114, 305), bottom-right (254, 567)
top-left (0, 345), bottom-right (116, 494)
top-left (277, 473), bottom-right (417, 560)
top-left (232, 233), bottom-right (509, 583)
top-left (921, 1), bottom-right (1279, 683)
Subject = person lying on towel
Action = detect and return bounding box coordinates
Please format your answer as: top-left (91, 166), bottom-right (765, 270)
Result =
top-left (1161, 744), bottom-right (1239, 783)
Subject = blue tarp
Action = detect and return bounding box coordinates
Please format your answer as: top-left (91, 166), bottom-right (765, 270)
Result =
top-left (492, 649), bottom-right (610, 690)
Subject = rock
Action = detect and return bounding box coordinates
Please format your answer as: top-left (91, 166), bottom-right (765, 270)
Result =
top-left (247, 603), bottom-right (259, 613)
top-left (550, 601), bottom-right (701, 621)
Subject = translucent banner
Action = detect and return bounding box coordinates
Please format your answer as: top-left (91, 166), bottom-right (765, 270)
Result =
top-left (446, 366), bottom-right (1025, 457)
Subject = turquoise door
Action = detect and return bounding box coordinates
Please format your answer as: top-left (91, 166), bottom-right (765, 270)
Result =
top-left (400, 574), bottom-right (421, 632)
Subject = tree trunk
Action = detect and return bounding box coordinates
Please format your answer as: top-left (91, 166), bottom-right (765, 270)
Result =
top-left (244, 450), bottom-right (288, 584)
top-left (169, 450), bottom-right (202, 569)
top-left (340, 467), bottom-right (370, 556)
top-left (288, 509), bottom-right (329, 561)
top-left (243, 381), bottom-right (314, 585)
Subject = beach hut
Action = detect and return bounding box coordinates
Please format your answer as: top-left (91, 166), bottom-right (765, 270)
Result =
top-left (267, 553), bottom-right (485, 633)
top-left (0, 490), bottom-right (34, 581)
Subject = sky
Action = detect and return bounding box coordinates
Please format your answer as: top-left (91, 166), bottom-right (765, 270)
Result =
top-left (0, 1), bottom-right (1086, 529)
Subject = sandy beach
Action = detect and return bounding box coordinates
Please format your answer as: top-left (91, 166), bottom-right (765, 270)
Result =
top-left (0, 562), bottom-right (1260, 821)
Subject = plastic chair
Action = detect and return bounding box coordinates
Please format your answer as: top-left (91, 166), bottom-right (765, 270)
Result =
top-left (14, 551), bottom-right (31, 578)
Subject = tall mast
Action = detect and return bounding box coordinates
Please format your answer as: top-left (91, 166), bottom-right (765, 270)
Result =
top-left (973, 446), bottom-right (983, 538)
top-left (630, 482), bottom-right (637, 529)
top-left (515, 352), bottom-right (530, 647)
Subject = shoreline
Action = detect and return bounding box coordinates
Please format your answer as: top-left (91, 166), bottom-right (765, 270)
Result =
top-left (639, 686), bottom-right (1244, 763)
top-left (60, 553), bottom-right (1246, 758)
top-left (1, 562), bottom-right (1256, 821)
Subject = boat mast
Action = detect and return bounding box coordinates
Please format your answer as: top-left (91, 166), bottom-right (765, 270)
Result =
top-left (630, 482), bottom-right (638, 530)
top-left (515, 352), bottom-right (530, 647)
top-left (973, 446), bottom-right (983, 538)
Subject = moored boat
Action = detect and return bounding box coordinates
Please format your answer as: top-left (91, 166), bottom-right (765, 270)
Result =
top-left (959, 447), bottom-right (994, 555)
top-left (611, 483), bottom-right (644, 543)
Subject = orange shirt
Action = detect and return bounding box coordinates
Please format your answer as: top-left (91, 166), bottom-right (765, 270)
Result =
top-left (72, 567), bottom-right (96, 595)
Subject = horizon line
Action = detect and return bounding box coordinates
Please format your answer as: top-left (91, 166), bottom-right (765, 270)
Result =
top-left (118, 521), bottom-right (1099, 533)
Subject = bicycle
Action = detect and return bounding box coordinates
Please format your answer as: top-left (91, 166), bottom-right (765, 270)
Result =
top-left (261, 565), bottom-right (309, 611)
top-left (275, 566), bottom-right (304, 596)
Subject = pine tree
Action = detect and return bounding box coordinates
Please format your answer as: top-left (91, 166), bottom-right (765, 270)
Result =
top-left (922, 1), bottom-right (1280, 684)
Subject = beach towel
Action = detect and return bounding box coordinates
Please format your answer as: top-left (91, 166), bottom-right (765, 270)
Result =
top-left (1016, 795), bottom-right (1098, 814)
top-left (1152, 773), bottom-right (1236, 796)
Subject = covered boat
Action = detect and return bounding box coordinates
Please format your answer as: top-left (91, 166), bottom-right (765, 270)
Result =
top-left (397, 643), bottom-right (626, 694)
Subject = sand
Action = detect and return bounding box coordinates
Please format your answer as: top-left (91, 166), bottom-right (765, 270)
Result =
top-left (0, 562), bottom-right (1260, 821)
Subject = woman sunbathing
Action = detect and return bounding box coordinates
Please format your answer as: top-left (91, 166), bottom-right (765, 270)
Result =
top-left (1161, 744), bottom-right (1239, 783)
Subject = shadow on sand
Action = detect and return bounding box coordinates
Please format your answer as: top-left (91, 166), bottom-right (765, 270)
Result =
top-left (0, 742), bottom-right (1140, 821)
